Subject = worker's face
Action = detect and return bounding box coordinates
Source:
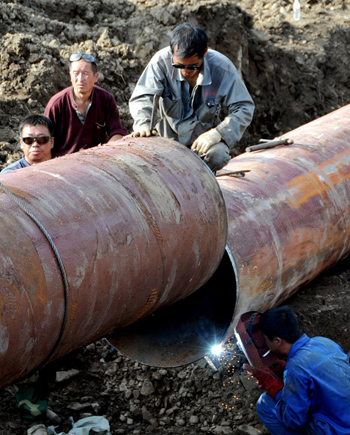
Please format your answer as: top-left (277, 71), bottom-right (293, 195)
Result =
top-left (20, 124), bottom-right (54, 165)
top-left (264, 334), bottom-right (282, 354)
top-left (70, 60), bottom-right (98, 97)
top-left (172, 49), bottom-right (207, 80)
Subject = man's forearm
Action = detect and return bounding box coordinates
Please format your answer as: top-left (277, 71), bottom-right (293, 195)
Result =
top-left (129, 94), bottom-right (154, 132)
top-left (107, 134), bottom-right (124, 143)
top-left (216, 102), bottom-right (255, 149)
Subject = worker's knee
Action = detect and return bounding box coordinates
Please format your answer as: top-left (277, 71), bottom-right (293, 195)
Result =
top-left (256, 392), bottom-right (277, 422)
top-left (203, 142), bottom-right (230, 171)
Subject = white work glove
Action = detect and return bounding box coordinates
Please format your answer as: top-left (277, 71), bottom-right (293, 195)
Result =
top-left (191, 129), bottom-right (221, 155)
top-left (127, 126), bottom-right (151, 138)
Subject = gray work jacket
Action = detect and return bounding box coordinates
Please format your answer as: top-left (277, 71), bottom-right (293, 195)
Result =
top-left (129, 47), bottom-right (255, 151)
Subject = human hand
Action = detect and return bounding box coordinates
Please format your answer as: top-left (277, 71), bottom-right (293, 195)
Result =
top-left (202, 142), bottom-right (230, 171)
top-left (127, 126), bottom-right (151, 138)
top-left (191, 129), bottom-right (221, 155)
top-left (243, 364), bottom-right (284, 398)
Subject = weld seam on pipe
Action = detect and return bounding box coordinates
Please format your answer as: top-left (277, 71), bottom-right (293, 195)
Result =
top-left (0, 180), bottom-right (70, 373)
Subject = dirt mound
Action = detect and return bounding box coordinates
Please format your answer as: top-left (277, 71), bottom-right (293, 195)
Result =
top-left (1, 0), bottom-right (350, 433)
top-left (1, 0), bottom-right (350, 165)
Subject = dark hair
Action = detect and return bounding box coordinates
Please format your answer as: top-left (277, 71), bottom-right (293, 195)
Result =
top-left (19, 114), bottom-right (54, 137)
top-left (170, 23), bottom-right (208, 59)
top-left (260, 306), bottom-right (302, 344)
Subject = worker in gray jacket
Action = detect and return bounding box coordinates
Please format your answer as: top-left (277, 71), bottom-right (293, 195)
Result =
top-left (129, 22), bottom-right (255, 171)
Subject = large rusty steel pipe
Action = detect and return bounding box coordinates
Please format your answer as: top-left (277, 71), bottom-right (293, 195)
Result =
top-left (220, 103), bottom-right (350, 341)
top-left (2, 105), bottom-right (350, 380)
top-left (0, 138), bottom-right (227, 387)
top-left (114, 104), bottom-right (350, 365)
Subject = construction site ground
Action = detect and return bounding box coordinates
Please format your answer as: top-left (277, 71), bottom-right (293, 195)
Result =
top-left (0, 0), bottom-right (350, 433)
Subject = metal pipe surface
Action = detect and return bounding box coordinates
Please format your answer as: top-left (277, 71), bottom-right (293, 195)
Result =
top-left (113, 104), bottom-right (350, 366)
top-left (2, 105), bottom-right (350, 378)
top-left (219, 103), bottom-right (350, 340)
top-left (0, 138), bottom-right (227, 387)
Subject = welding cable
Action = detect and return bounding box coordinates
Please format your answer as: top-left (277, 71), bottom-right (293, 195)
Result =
top-left (0, 180), bottom-right (70, 378)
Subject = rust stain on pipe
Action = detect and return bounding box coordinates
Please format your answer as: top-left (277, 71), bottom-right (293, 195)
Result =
top-left (112, 105), bottom-right (350, 368)
top-left (0, 138), bottom-right (227, 386)
top-left (2, 105), bottom-right (350, 376)
top-left (218, 104), bottom-right (350, 341)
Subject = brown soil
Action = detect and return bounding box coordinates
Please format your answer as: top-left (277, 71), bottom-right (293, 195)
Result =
top-left (0, 0), bottom-right (350, 434)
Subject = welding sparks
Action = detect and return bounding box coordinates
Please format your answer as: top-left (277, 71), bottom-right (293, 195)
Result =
top-left (209, 336), bottom-right (248, 415)
top-left (211, 343), bottom-right (224, 356)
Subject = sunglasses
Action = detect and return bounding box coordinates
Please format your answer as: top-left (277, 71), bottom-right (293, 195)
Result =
top-left (21, 136), bottom-right (51, 145)
top-left (172, 62), bottom-right (202, 71)
top-left (69, 53), bottom-right (96, 63)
